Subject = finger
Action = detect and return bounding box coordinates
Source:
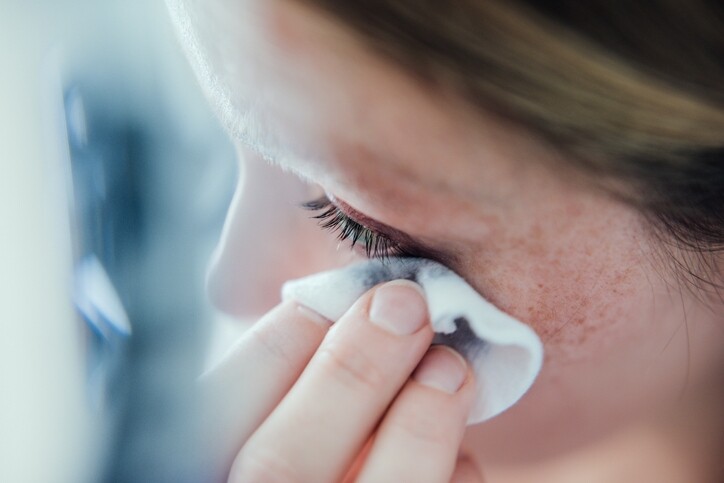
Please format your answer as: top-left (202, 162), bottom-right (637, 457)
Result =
top-left (232, 280), bottom-right (434, 483)
top-left (450, 455), bottom-right (485, 483)
top-left (199, 300), bottom-right (332, 474)
top-left (341, 437), bottom-right (375, 483)
top-left (356, 346), bottom-right (475, 483)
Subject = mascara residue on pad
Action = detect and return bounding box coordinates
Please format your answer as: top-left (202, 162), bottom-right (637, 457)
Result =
top-left (282, 257), bottom-right (544, 424)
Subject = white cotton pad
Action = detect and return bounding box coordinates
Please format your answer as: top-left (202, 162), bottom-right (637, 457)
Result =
top-left (281, 258), bottom-right (544, 425)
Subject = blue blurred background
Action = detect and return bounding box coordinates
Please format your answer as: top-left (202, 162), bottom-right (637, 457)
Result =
top-left (0, 1), bottom-right (237, 481)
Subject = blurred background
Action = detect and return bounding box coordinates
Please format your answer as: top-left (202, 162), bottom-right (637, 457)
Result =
top-left (0, 1), bottom-right (237, 481)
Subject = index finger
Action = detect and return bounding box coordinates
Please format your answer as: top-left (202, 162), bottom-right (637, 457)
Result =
top-left (199, 300), bottom-right (332, 475)
top-left (234, 280), bottom-right (435, 483)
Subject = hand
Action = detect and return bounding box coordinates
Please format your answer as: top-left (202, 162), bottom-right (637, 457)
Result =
top-left (201, 280), bottom-right (482, 482)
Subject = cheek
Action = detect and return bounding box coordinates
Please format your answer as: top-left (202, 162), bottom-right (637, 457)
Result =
top-left (464, 199), bottom-right (661, 363)
top-left (458, 203), bottom-right (699, 460)
top-left (525, 254), bottom-right (647, 355)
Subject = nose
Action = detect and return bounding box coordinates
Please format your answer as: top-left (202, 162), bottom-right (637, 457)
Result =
top-left (206, 148), bottom-right (347, 319)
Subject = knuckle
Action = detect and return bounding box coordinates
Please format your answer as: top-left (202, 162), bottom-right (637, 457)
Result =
top-left (316, 342), bottom-right (386, 390)
top-left (230, 445), bottom-right (297, 483)
top-left (247, 324), bottom-right (293, 366)
top-left (395, 399), bottom-right (454, 447)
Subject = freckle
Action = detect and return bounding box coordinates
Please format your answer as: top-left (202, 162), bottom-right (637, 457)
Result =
top-left (530, 224), bottom-right (543, 239)
top-left (577, 331), bottom-right (588, 344)
top-left (566, 203), bottom-right (583, 217)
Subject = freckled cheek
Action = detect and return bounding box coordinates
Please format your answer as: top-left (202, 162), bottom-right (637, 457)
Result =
top-left (550, 289), bottom-right (658, 373)
top-left (461, 200), bottom-right (654, 358)
top-left (464, 241), bottom-right (651, 363)
top-left (529, 278), bottom-right (640, 354)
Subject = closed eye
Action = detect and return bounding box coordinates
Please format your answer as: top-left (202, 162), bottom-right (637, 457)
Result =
top-left (301, 195), bottom-right (417, 260)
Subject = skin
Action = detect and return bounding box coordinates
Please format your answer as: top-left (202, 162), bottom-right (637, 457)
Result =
top-left (202, 282), bottom-right (479, 482)
top-left (168, 0), bottom-right (724, 479)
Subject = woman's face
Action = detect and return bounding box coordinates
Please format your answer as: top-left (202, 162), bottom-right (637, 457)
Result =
top-left (173, 0), bottom-right (724, 464)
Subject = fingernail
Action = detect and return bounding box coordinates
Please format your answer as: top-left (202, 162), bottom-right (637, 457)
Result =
top-left (413, 346), bottom-right (467, 394)
top-left (369, 280), bottom-right (427, 335)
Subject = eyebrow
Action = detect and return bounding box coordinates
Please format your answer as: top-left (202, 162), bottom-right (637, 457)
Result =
top-left (330, 194), bottom-right (456, 264)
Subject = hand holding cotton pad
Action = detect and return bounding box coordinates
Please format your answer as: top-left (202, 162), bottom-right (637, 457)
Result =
top-left (282, 257), bottom-right (544, 424)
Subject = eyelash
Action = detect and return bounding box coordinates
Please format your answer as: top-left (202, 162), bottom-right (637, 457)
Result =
top-left (301, 196), bottom-right (411, 260)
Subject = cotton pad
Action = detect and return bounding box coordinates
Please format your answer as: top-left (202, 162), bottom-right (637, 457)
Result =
top-left (282, 257), bottom-right (544, 425)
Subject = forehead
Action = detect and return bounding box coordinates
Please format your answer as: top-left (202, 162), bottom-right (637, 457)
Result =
top-left (171, 0), bottom-right (580, 206)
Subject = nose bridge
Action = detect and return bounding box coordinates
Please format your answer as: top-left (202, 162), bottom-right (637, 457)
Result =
top-left (206, 150), bottom-right (343, 319)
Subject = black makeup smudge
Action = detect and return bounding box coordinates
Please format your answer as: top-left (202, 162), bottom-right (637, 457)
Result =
top-left (432, 317), bottom-right (488, 362)
top-left (351, 257), bottom-right (424, 288)
top-left (351, 259), bottom-right (488, 362)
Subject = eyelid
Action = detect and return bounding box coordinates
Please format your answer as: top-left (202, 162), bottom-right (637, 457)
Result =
top-left (301, 195), bottom-right (412, 259)
top-left (328, 194), bottom-right (417, 245)
top-left (303, 193), bottom-right (455, 264)
top-left (330, 195), bottom-right (452, 260)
